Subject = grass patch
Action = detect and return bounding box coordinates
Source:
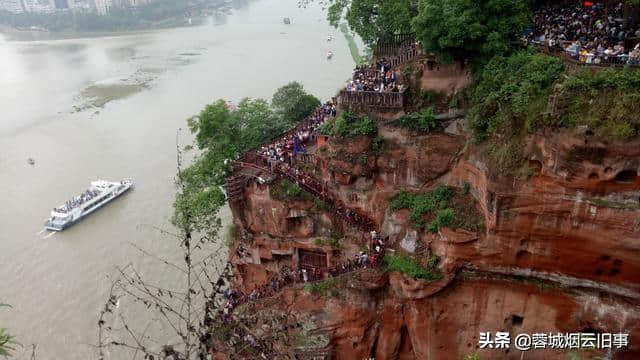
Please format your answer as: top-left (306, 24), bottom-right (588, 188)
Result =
top-left (319, 111), bottom-right (376, 137)
top-left (313, 198), bottom-right (332, 212)
top-left (586, 197), bottom-right (640, 211)
top-left (467, 50), bottom-right (565, 142)
top-left (395, 107), bottom-right (442, 132)
top-left (314, 236), bottom-right (343, 249)
top-left (468, 51), bottom-right (640, 178)
top-left (305, 278), bottom-right (339, 298)
top-left (389, 184), bottom-right (483, 232)
top-left (372, 136), bottom-right (385, 156)
top-left (551, 69), bottom-right (640, 139)
top-left (384, 254), bottom-right (441, 281)
top-left (464, 354), bottom-right (482, 360)
top-left (462, 181), bottom-right (471, 195)
top-left (269, 179), bottom-right (313, 201)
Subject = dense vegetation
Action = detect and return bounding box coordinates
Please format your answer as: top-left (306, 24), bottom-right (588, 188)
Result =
top-left (554, 68), bottom-right (640, 138)
top-left (174, 83), bottom-right (319, 235)
top-left (467, 50), bottom-right (640, 175)
top-left (269, 179), bottom-right (313, 201)
top-left (389, 184), bottom-right (482, 232)
top-left (315, 0), bottom-right (530, 63)
top-left (384, 254), bottom-right (441, 281)
top-left (304, 278), bottom-right (339, 297)
top-left (412, 0), bottom-right (530, 63)
top-left (395, 107), bottom-right (441, 132)
top-left (317, 0), bottom-right (418, 46)
top-left (0, 0), bottom-right (223, 32)
top-left (467, 50), bottom-right (566, 142)
top-left (319, 111), bottom-right (376, 137)
top-left (271, 82), bottom-right (321, 126)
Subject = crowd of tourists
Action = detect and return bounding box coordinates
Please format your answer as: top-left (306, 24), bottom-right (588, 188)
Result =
top-left (247, 101), bottom-right (375, 231)
top-left (525, 1), bottom-right (640, 65)
top-left (346, 57), bottom-right (403, 93)
top-left (256, 101), bottom-right (336, 169)
top-left (219, 233), bottom-right (387, 322)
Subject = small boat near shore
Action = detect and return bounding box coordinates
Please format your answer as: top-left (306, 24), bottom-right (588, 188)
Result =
top-left (44, 179), bottom-right (133, 232)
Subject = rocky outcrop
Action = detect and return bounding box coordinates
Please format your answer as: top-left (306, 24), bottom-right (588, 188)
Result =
top-left (228, 114), bottom-right (640, 359)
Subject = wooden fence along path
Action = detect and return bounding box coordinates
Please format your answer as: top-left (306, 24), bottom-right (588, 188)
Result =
top-left (339, 33), bottom-right (420, 109)
top-left (225, 34), bottom-right (425, 244)
top-left (375, 33), bottom-right (417, 57)
top-left (339, 88), bottom-right (408, 109)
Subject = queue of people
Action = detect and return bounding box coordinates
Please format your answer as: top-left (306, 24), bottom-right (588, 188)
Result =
top-left (526, 1), bottom-right (640, 65)
top-left (346, 57), bottom-right (403, 93)
top-left (256, 101), bottom-right (336, 168)
top-left (220, 241), bottom-right (388, 321)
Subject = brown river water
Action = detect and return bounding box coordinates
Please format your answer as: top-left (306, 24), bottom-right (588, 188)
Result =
top-left (0, 0), bottom-right (355, 358)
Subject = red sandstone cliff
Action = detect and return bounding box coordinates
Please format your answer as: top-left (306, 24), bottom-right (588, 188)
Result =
top-left (225, 64), bottom-right (640, 360)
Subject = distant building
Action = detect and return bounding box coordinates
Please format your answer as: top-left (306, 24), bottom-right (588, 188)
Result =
top-left (93, 0), bottom-right (110, 15)
top-left (54, 0), bottom-right (68, 9)
top-left (111, 0), bottom-right (149, 8)
top-left (68, 0), bottom-right (94, 12)
top-left (22, 0), bottom-right (55, 13)
top-left (0, 0), bottom-right (26, 13)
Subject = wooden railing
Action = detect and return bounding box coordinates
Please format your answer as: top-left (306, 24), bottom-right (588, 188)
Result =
top-left (375, 33), bottom-right (417, 57)
top-left (338, 89), bottom-right (407, 109)
top-left (234, 157), bottom-right (375, 232)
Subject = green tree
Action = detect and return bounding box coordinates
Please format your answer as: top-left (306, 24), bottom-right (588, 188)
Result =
top-left (271, 82), bottom-right (321, 125)
top-left (0, 304), bottom-right (19, 358)
top-left (321, 0), bottom-right (418, 46)
top-left (412, 0), bottom-right (530, 63)
top-left (177, 98), bottom-right (284, 235)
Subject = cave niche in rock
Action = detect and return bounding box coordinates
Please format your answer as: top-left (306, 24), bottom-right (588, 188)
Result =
top-left (614, 169), bottom-right (637, 183)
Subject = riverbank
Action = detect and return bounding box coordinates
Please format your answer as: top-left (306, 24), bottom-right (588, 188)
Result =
top-left (0, 0), bottom-right (229, 41)
top-left (339, 22), bottom-right (370, 66)
top-left (0, 0), bottom-right (355, 357)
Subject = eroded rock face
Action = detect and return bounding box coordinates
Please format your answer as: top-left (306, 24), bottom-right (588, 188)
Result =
top-left (286, 276), bottom-right (640, 360)
top-left (228, 123), bottom-right (640, 359)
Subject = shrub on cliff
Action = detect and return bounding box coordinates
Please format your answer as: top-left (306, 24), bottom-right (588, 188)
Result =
top-left (397, 107), bottom-right (441, 132)
top-left (319, 111), bottom-right (376, 137)
top-left (383, 255), bottom-right (441, 281)
top-left (270, 179), bottom-right (313, 201)
top-left (551, 67), bottom-right (640, 138)
top-left (389, 185), bottom-right (453, 229)
top-left (468, 51), bottom-right (640, 177)
top-left (389, 184), bottom-right (483, 233)
top-left (305, 278), bottom-right (339, 298)
top-left (467, 50), bottom-right (566, 142)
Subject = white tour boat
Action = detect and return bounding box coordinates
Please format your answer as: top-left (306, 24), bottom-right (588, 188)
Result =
top-left (44, 179), bottom-right (133, 232)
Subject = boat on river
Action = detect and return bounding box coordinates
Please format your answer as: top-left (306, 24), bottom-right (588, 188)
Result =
top-left (44, 179), bottom-right (133, 232)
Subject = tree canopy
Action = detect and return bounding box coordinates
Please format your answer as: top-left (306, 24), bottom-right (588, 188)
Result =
top-left (320, 0), bottom-right (418, 46)
top-left (309, 0), bottom-right (532, 63)
top-left (271, 82), bottom-right (321, 126)
top-left (174, 83), bottom-right (320, 234)
top-left (412, 0), bottom-right (531, 63)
